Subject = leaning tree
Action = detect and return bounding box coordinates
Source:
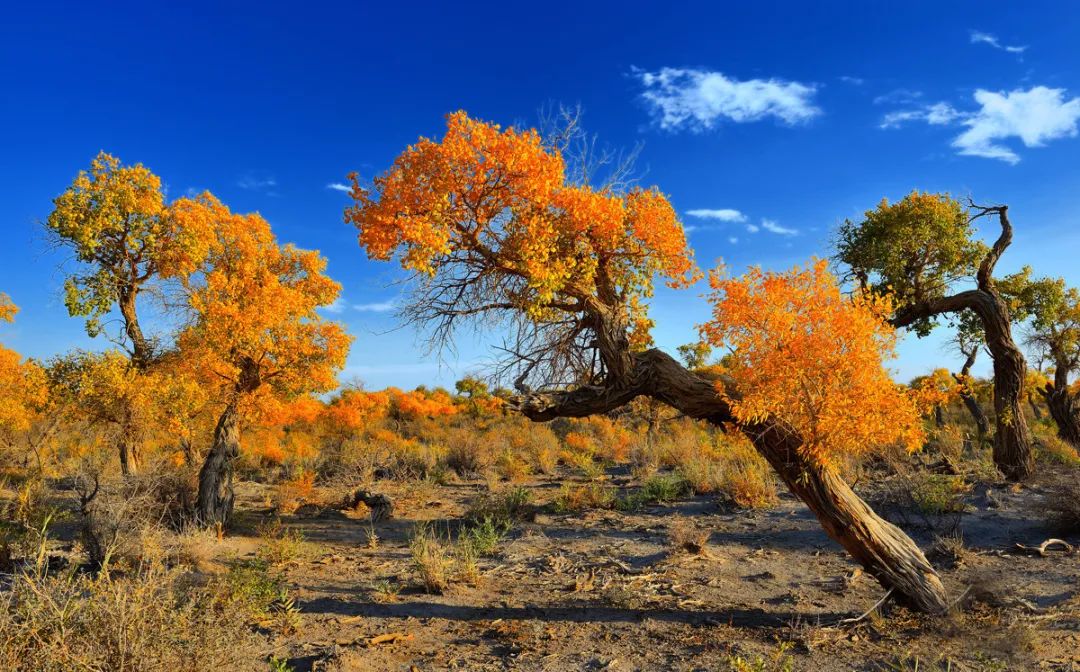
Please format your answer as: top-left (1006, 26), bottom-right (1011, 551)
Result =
top-left (176, 195), bottom-right (351, 526)
top-left (836, 192), bottom-right (1034, 480)
top-left (344, 111), bottom-right (950, 612)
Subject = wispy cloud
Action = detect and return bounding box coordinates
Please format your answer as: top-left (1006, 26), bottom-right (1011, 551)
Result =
top-left (685, 208), bottom-right (746, 222)
top-left (970, 30), bottom-right (1027, 55)
top-left (237, 173), bottom-right (278, 194)
top-left (320, 297), bottom-right (346, 314)
top-left (839, 76), bottom-right (865, 86)
top-left (746, 223), bottom-right (760, 233)
top-left (881, 86), bottom-right (1080, 164)
top-left (880, 102), bottom-right (964, 129)
top-left (354, 301), bottom-right (396, 313)
top-left (760, 219), bottom-right (798, 236)
top-left (728, 236), bottom-right (739, 245)
top-left (326, 182), bottom-right (351, 193)
top-left (873, 89), bottom-right (923, 106)
top-left (634, 67), bottom-right (821, 131)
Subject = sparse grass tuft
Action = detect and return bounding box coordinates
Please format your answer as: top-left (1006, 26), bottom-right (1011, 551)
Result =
top-left (668, 516), bottom-right (709, 555)
top-left (255, 518), bottom-right (311, 566)
top-left (409, 524), bottom-right (454, 594)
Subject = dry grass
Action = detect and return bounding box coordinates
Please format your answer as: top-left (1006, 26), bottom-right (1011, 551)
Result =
top-left (409, 524), bottom-right (454, 594)
top-left (0, 564), bottom-right (265, 671)
top-left (667, 516), bottom-right (709, 555)
top-left (1042, 482), bottom-right (1080, 533)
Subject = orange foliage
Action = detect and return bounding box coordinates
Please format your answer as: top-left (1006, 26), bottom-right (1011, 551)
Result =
top-left (0, 296), bottom-right (48, 437)
top-left (323, 389), bottom-right (391, 432)
top-left (345, 111), bottom-right (699, 336)
top-left (703, 259), bottom-right (924, 467)
top-left (177, 195), bottom-right (351, 405)
top-left (388, 388), bottom-right (459, 419)
top-left (910, 368), bottom-right (960, 414)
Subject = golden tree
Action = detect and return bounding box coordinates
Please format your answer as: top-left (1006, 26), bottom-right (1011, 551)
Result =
top-left (0, 295), bottom-right (50, 471)
top-left (704, 260), bottom-right (925, 468)
top-left (177, 195), bottom-right (350, 525)
top-left (46, 153), bottom-right (213, 473)
top-left (344, 112), bottom-right (949, 612)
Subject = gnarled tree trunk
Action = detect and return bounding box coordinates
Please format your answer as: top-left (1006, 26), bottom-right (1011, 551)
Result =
top-left (891, 205), bottom-right (1034, 481)
top-left (197, 401), bottom-right (241, 527)
top-left (515, 349), bottom-right (950, 613)
top-left (1041, 366), bottom-right (1080, 447)
top-left (197, 357), bottom-right (260, 528)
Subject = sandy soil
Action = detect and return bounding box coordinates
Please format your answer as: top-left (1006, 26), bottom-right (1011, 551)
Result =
top-left (197, 467), bottom-right (1080, 672)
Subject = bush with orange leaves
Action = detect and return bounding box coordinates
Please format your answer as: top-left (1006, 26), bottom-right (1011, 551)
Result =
top-left (274, 470), bottom-right (316, 515)
top-left (704, 259), bottom-right (925, 469)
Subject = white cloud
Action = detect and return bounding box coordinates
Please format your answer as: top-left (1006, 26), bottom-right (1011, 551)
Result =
top-left (760, 219), bottom-right (798, 236)
top-left (326, 182), bottom-right (351, 193)
top-left (873, 89), bottom-right (923, 106)
top-left (320, 297), bottom-right (346, 314)
top-left (354, 301), bottom-right (396, 313)
top-left (880, 102), bottom-right (964, 129)
top-left (634, 67), bottom-right (821, 131)
top-left (952, 87), bottom-right (1080, 163)
top-left (746, 223), bottom-right (760, 233)
top-left (880, 86), bottom-right (1080, 164)
top-left (728, 236), bottom-right (739, 245)
top-left (839, 76), bottom-right (865, 86)
top-left (237, 174), bottom-right (277, 191)
top-left (685, 208), bottom-right (746, 222)
top-left (970, 30), bottom-right (1027, 54)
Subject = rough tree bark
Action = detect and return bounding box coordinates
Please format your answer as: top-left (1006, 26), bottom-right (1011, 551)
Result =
top-left (1040, 366), bottom-right (1080, 447)
top-left (953, 348), bottom-right (989, 442)
top-left (196, 357), bottom-right (260, 527)
top-left (117, 286), bottom-right (151, 476)
top-left (514, 348), bottom-right (950, 614)
top-left (196, 401), bottom-right (241, 526)
top-left (891, 205), bottom-right (1033, 481)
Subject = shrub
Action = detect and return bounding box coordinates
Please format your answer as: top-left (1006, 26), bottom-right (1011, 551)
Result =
top-left (461, 516), bottom-right (506, 557)
top-left (0, 564), bottom-right (265, 671)
top-left (444, 428), bottom-right (492, 478)
top-left (551, 482), bottom-right (616, 513)
top-left (256, 518), bottom-right (311, 565)
top-left (273, 470), bottom-right (315, 515)
top-left (464, 486), bottom-right (532, 527)
top-left (668, 516), bottom-right (709, 555)
top-left (912, 474), bottom-right (970, 515)
top-left (1043, 483), bottom-right (1080, 533)
top-left (617, 472), bottom-right (690, 510)
top-left (1036, 435), bottom-right (1080, 467)
top-left (409, 524), bottom-right (453, 594)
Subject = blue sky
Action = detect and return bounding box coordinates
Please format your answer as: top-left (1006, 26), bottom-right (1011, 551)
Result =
top-left (2, 1), bottom-right (1080, 390)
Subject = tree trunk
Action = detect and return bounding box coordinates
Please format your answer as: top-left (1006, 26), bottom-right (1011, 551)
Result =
top-left (953, 350), bottom-right (989, 442)
top-left (1042, 371), bottom-right (1080, 447)
top-left (934, 405), bottom-right (945, 428)
top-left (889, 205), bottom-right (1034, 481)
top-left (988, 336), bottom-right (1033, 480)
top-left (118, 422), bottom-right (140, 476)
top-left (744, 421), bottom-right (949, 613)
top-left (197, 402), bottom-right (241, 527)
top-left (960, 392), bottom-right (989, 442)
top-left (1029, 397), bottom-right (1044, 421)
top-left (894, 290), bottom-right (1033, 480)
top-left (180, 435), bottom-right (198, 466)
top-left (515, 349), bottom-right (950, 613)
